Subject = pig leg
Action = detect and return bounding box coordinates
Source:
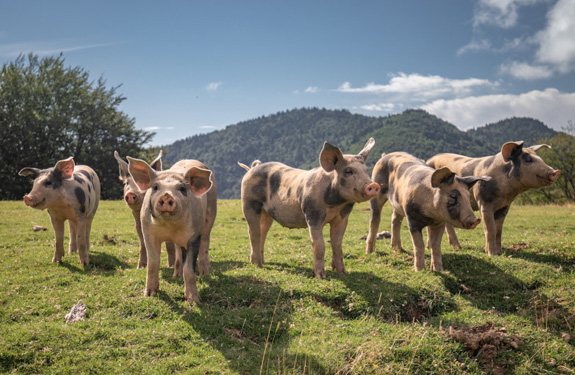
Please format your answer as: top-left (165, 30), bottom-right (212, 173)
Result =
top-left (165, 241), bottom-right (176, 268)
top-left (245, 210), bottom-right (264, 267)
top-left (198, 204), bottom-right (217, 275)
top-left (258, 211), bottom-right (274, 266)
top-left (445, 224), bottom-right (462, 250)
top-left (183, 235), bottom-right (201, 303)
top-left (480, 207), bottom-right (499, 256)
top-left (173, 246), bottom-right (184, 278)
top-left (50, 214), bottom-right (66, 263)
top-left (409, 229), bottom-right (426, 271)
top-left (329, 216), bottom-right (348, 274)
top-left (308, 226), bottom-right (326, 278)
top-left (494, 206), bottom-right (509, 254)
top-left (427, 224), bottom-right (445, 271)
top-left (75, 218), bottom-right (90, 266)
top-left (144, 236), bottom-right (162, 296)
top-left (86, 214), bottom-right (94, 254)
top-left (133, 213), bottom-right (147, 269)
top-left (390, 210), bottom-right (404, 252)
top-left (68, 220), bottom-right (78, 254)
top-left (366, 196), bottom-right (387, 254)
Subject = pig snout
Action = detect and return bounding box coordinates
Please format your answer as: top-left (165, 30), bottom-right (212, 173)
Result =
top-left (465, 217), bottom-right (481, 230)
top-left (23, 194), bottom-right (41, 207)
top-left (549, 169), bottom-right (561, 183)
top-left (365, 182), bottom-right (380, 198)
top-left (157, 193), bottom-right (176, 213)
top-left (125, 192), bottom-right (139, 206)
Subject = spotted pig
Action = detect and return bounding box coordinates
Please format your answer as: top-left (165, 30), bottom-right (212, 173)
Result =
top-left (366, 152), bottom-right (489, 271)
top-left (240, 138), bottom-right (380, 278)
top-left (114, 150), bottom-right (176, 269)
top-left (427, 141), bottom-right (560, 255)
top-left (19, 157), bottom-right (100, 265)
top-left (128, 157), bottom-right (217, 303)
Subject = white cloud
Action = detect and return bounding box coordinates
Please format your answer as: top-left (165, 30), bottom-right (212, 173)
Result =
top-left (336, 73), bottom-right (496, 101)
top-left (205, 82), bottom-right (222, 92)
top-left (457, 38), bottom-right (492, 56)
top-left (421, 88), bottom-right (575, 130)
top-left (359, 103), bottom-right (397, 112)
top-left (499, 61), bottom-right (553, 79)
top-left (304, 86), bottom-right (319, 94)
top-left (472, 0), bottom-right (545, 29)
top-left (144, 126), bottom-right (175, 131)
top-left (535, 0), bottom-right (575, 73)
top-left (200, 125), bottom-right (217, 129)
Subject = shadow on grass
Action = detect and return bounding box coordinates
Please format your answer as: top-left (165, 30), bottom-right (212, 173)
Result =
top-left (159, 270), bottom-right (330, 374)
top-left (58, 250), bottom-right (127, 274)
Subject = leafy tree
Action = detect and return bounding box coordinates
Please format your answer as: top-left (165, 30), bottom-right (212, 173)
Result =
top-left (0, 53), bottom-right (154, 200)
top-left (539, 122), bottom-right (575, 201)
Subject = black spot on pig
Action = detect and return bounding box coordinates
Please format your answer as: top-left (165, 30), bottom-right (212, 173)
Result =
top-left (478, 180), bottom-right (500, 204)
top-left (482, 156), bottom-right (495, 169)
top-left (75, 187), bottom-right (86, 213)
top-left (303, 197), bottom-right (325, 227)
top-left (324, 185), bottom-right (347, 206)
top-left (247, 199), bottom-right (263, 215)
top-left (447, 190), bottom-right (461, 220)
top-left (494, 205), bottom-right (510, 220)
top-left (78, 170), bottom-right (92, 182)
top-left (270, 171), bottom-right (282, 197)
top-left (461, 160), bottom-right (481, 176)
top-left (251, 178), bottom-right (268, 203)
top-left (340, 203), bottom-right (354, 219)
top-left (406, 201), bottom-right (436, 232)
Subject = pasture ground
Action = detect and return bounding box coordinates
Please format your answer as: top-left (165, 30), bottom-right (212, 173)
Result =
top-left (1, 200), bottom-right (575, 374)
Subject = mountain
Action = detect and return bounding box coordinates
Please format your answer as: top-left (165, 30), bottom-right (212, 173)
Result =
top-left (164, 108), bottom-right (557, 199)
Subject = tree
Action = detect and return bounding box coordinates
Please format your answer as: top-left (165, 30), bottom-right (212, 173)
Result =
top-left (0, 53), bottom-right (154, 200)
top-left (539, 122), bottom-right (575, 202)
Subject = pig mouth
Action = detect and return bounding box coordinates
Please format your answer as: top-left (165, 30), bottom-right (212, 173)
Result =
top-left (31, 198), bottom-right (46, 208)
top-left (536, 174), bottom-right (556, 185)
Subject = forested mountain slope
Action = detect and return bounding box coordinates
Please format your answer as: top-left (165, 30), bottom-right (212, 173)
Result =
top-left (165, 108), bottom-right (557, 198)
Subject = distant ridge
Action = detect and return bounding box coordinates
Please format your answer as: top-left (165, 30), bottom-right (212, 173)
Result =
top-left (165, 108), bottom-right (557, 198)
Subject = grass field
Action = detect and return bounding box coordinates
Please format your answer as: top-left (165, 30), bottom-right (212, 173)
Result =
top-left (1, 200), bottom-right (575, 374)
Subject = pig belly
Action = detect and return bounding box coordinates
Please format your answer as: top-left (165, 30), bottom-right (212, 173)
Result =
top-left (264, 201), bottom-right (308, 229)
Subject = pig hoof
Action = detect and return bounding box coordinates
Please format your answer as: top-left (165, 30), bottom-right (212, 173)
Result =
top-left (144, 289), bottom-right (157, 297)
top-left (314, 270), bottom-right (326, 279)
top-left (137, 263), bottom-right (147, 269)
top-left (198, 264), bottom-right (210, 276)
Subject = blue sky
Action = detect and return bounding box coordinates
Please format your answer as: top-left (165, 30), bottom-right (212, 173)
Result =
top-left (1, 0), bottom-right (574, 145)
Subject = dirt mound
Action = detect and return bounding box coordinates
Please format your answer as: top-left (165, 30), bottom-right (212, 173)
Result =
top-left (446, 323), bottom-right (523, 374)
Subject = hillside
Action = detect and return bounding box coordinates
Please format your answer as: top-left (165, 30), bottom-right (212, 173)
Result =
top-left (164, 108), bottom-right (557, 198)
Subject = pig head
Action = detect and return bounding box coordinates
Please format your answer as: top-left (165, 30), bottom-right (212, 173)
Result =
top-left (19, 157), bottom-right (100, 265)
top-left (114, 150), bottom-right (176, 269)
top-left (427, 141), bottom-right (561, 255)
top-left (240, 138), bottom-right (380, 278)
top-left (366, 152), bottom-right (489, 271)
top-left (127, 157), bottom-right (217, 303)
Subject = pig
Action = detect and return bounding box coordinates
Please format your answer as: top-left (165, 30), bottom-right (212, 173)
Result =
top-left (114, 151), bottom-right (176, 269)
top-left (240, 138), bottom-right (380, 278)
top-left (365, 152), bottom-right (490, 271)
top-left (19, 157), bottom-right (100, 266)
top-left (127, 157), bottom-right (217, 303)
top-left (427, 141), bottom-right (561, 255)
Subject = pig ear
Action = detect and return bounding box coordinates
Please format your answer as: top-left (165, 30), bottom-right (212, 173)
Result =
top-left (431, 167), bottom-right (456, 188)
top-left (54, 157), bottom-right (75, 179)
top-left (114, 151), bottom-right (130, 181)
top-left (319, 142), bottom-right (344, 172)
top-left (184, 167), bottom-right (213, 196)
top-left (456, 175), bottom-right (492, 189)
top-left (357, 138), bottom-right (375, 162)
top-left (529, 144), bottom-right (551, 153)
top-left (150, 150), bottom-right (163, 171)
top-left (18, 167), bottom-right (41, 178)
top-left (127, 157), bottom-right (156, 191)
top-left (501, 141), bottom-right (524, 162)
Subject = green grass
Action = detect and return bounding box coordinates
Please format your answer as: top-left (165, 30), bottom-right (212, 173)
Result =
top-left (1, 200), bottom-right (575, 374)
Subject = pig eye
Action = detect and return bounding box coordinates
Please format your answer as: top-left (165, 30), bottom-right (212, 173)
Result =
top-left (178, 185), bottom-right (187, 194)
top-left (448, 191), bottom-right (459, 205)
top-left (44, 180), bottom-right (52, 187)
top-left (152, 184), bottom-right (159, 191)
top-left (523, 154), bottom-right (533, 163)
top-left (344, 167), bottom-right (353, 176)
